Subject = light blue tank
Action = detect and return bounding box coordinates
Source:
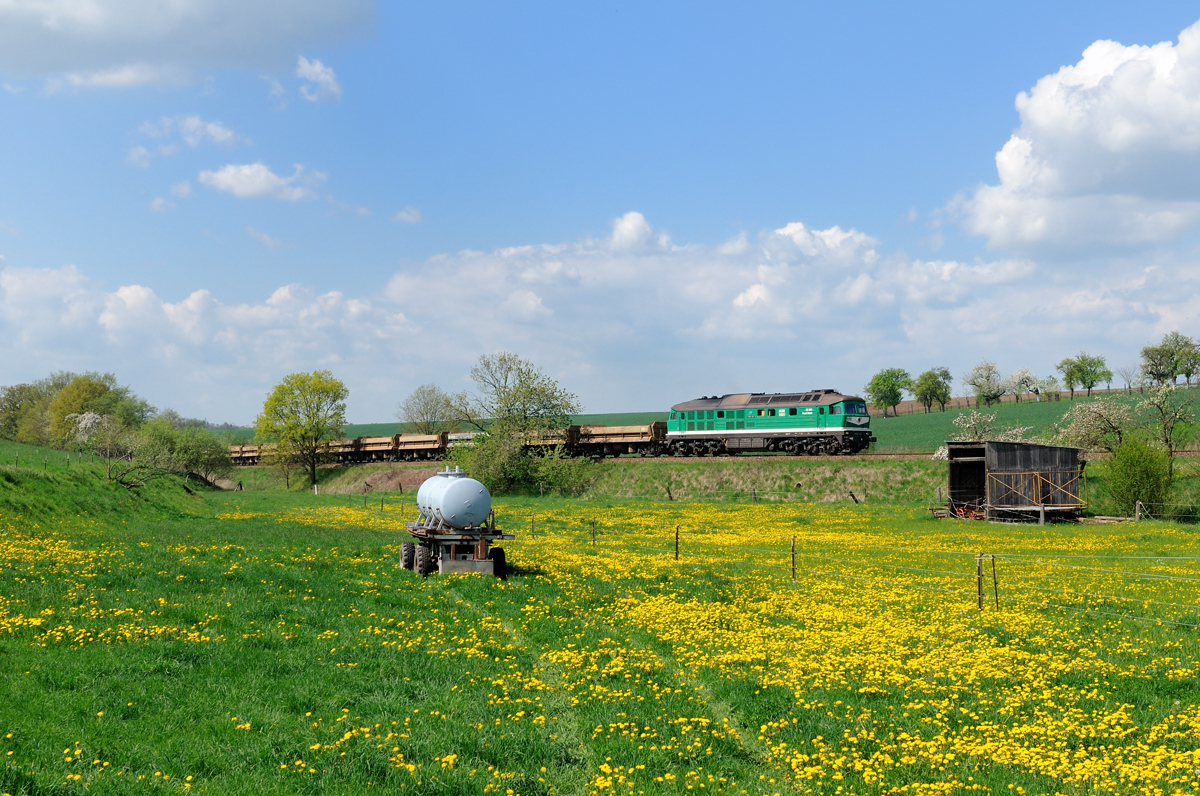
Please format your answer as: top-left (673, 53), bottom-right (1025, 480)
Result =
top-left (417, 466), bottom-right (491, 529)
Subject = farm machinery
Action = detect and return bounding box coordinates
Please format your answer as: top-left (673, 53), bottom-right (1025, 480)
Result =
top-left (398, 466), bottom-right (512, 579)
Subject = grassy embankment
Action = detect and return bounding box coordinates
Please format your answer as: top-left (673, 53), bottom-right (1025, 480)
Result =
top-left (3, 454), bottom-right (1200, 794)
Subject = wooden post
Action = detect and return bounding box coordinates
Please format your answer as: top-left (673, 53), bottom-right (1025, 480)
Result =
top-left (752, 488), bottom-right (757, 504)
top-left (531, 513), bottom-right (535, 538)
top-left (791, 536), bottom-right (796, 582)
top-left (666, 485), bottom-right (673, 501)
top-left (539, 482), bottom-right (544, 498)
top-left (674, 525), bottom-right (679, 561)
top-left (936, 486), bottom-right (943, 503)
top-left (591, 518), bottom-right (596, 546)
top-left (976, 554), bottom-right (984, 610)
top-left (1038, 505), bottom-right (1045, 526)
top-left (1135, 500), bottom-right (1142, 522)
top-left (990, 555), bottom-right (999, 609)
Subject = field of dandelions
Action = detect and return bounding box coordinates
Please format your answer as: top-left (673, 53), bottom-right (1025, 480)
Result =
top-left (2, 489), bottom-right (1199, 795)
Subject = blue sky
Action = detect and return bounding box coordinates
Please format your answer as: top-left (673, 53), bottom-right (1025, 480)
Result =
top-left (2, 2), bottom-right (1199, 423)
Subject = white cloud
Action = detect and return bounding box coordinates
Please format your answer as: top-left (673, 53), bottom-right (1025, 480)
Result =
top-left (610, 211), bottom-right (670, 250)
top-left (327, 196), bottom-right (369, 216)
top-left (3, 82), bottom-right (23, 94)
top-left (198, 163), bottom-right (321, 201)
top-left (0, 2), bottom-right (373, 84)
top-left (962, 17), bottom-right (1200, 253)
top-left (150, 196), bottom-right (173, 212)
top-left (1, 212), bottom-right (1195, 422)
top-left (141, 115), bottom-right (243, 147)
top-left (170, 180), bottom-right (192, 198)
top-left (126, 145), bottom-right (152, 168)
top-left (246, 227), bottom-right (282, 250)
top-left (391, 206), bottom-right (422, 224)
top-left (296, 56), bottom-right (341, 101)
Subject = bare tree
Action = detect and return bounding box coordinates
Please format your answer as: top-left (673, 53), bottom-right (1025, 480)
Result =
top-left (1114, 365), bottom-right (1139, 394)
top-left (396, 384), bottom-right (455, 434)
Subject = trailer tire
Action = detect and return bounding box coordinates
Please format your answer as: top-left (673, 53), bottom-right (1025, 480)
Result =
top-left (400, 541), bottom-right (415, 570)
top-left (415, 545), bottom-right (435, 578)
top-left (489, 547), bottom-right (507, 580)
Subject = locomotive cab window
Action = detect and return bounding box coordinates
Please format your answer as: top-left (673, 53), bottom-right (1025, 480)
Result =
top-left (829, 405), bottom-right (842, 415)
top-left (789, 408), bottom-right (796, 416)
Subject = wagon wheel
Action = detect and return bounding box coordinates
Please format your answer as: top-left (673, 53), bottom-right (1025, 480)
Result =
top-left (400, 541), bottom-right (415, 570)
top-left (415, 545), bottom-right (435, 578)
top-left (488, 547), bottom-right (508, 581)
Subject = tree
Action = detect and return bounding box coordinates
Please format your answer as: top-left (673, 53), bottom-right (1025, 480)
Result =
top-left (1106, 438), bottom-right (1172, 517)
top-left (1056, 357), bottom-right (1080, 399)
top-left (1037, 375), bottom-right (1062, 402)
top-left (948, 409), bottom-right (1031, 443)
top-left (173, 426), bottom-right (235, 484)
top-left (912, 367), bottom-right (952, 413)
top-left (48, 374), bottom-right (112, 441)
top-left (449, 353), bottom-right (586, 495)
top-left (254, 370), bottom-right (348, 486)
top-left (451, 352), bottom-right (580, 434)
top-left (1141, 342), bottom-right (1176, 386)
top-left (864, 368), bottom-right (911, 417)
top-left (1005, 367), bottom-right (1038, 404)
top-left (397, 384), bottom-right (455, 434)
top-left (1071, 352), bottom-right (1111, 397)
top-left (1114, 365), bottom-right (1139, 394)
top-left (1052, 397), bottom-right (1133, 453)
top-left (1137, 384), bottom-right (1195, 479)
top-left (963, 361), bottom-right (1005, 407)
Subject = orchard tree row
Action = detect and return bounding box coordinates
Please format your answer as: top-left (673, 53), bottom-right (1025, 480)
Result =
top-left (864, 330), bottom-right (1200, 417)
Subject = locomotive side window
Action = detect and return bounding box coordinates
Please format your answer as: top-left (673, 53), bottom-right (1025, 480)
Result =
top-left (717, 410), bottom-right (724, 418)
top-left (789, 407), bottom-right (796, 415)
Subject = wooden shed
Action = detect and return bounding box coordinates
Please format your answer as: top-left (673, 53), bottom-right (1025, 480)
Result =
top-left (946, 441), bottom-right (1085, 522)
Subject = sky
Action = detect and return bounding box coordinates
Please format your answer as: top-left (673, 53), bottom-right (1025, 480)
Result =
top-left (2, 1), bottom-right (1200, 424)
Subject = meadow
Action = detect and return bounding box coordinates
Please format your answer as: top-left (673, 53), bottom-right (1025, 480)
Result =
top-left (2, 466), bottom-right (1200, 795)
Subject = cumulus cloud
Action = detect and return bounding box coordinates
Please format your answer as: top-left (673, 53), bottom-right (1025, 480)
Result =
top-left (1, 212), bottom-right (1194, 422)
top-left (141, 115), bottom-right (244, 147)
top-left (392, 206), bottom-right (422, 224)
top-left (246, 227), bottom-right (283, 250)
top-left (296, 56), bottom-right (341, 101)
top-left (198, 163), bottom-right (321, 200)
top-left (126, 145), bottom-right (152, 168)
top-left (0, 1), bottom-right (373, 84)
top-left (610, 211), bottom-right (670, 250)
top-left (962, 17), bottom-right (1200, 253)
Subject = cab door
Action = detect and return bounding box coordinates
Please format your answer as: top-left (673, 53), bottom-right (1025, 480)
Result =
top-left (818, 406), bottom-right (826, 429)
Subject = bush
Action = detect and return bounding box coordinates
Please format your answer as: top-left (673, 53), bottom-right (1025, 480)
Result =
top-left (1106, 437), bottom-right (1171, 516)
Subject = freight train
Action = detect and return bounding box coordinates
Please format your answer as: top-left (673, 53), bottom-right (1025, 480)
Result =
top-left (228, 389), bottom-right (875, 465)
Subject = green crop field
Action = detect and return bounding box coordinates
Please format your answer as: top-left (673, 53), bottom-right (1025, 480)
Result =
top-left (3, 434), bottom-right (1200, 795)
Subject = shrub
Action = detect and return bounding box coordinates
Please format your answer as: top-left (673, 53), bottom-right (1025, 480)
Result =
top-left (1106, 437), bottom-right (1171, 516)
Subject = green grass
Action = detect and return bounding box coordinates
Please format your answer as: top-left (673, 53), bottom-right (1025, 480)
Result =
top-left (3, 478), bottom-right (1200, 794)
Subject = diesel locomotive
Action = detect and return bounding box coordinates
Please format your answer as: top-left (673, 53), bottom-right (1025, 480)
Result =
top-left (666, 389), bottom-right (875, 455)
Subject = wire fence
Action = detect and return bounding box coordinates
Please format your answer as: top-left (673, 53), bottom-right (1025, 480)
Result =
top-left (490, 507), bottom-right (1200, 631)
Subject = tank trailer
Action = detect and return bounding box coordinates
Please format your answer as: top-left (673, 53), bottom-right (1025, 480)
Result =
top-left (399, 466), bottom-right (513, 579)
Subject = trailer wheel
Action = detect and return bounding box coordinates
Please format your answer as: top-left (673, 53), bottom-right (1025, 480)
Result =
top-left (415, 545), bottom-right (435, 578)
top-left (489, 547), bottom-right (507, 580)
top-left (400, 541), bottom-right (415, 570)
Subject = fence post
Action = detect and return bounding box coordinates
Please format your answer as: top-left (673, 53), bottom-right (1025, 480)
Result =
top-left (540, 483), bottom-right (544, 498)
top-left (976, 554), bottom-right (984, 610)
top-left (314, 484), bottom-right (318, 495)
top-left (674, 525), bottom-right (679, 561)
top-left (591, 518), bottom-right (596, 546)
top-left (531, 513), bottom-right (535, 538)
top-left (1135, 500), bottom-right (1142, 522)
top-left (1038, 505), bottom-right (1045, 526)
top-left (990, 555), bottom-right (999, 609)
top-left (752, 488), bottom-right (757, 504)
top-left (791, 536), bottom-right (796, 582)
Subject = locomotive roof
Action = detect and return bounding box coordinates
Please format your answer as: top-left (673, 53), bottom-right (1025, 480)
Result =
top-left (671, 390), bottom-right (864, 412)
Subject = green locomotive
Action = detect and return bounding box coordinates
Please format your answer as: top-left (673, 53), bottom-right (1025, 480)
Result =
top-left (666, 389), bottom-right (874, 456)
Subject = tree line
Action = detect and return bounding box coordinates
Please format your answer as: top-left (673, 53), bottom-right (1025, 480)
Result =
top-left (0, 371), bottom-right (234, 487)
top-left (251, 353), bottom-right (589, 496)
top-left (864, 330), bottom-right (1200, 417)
